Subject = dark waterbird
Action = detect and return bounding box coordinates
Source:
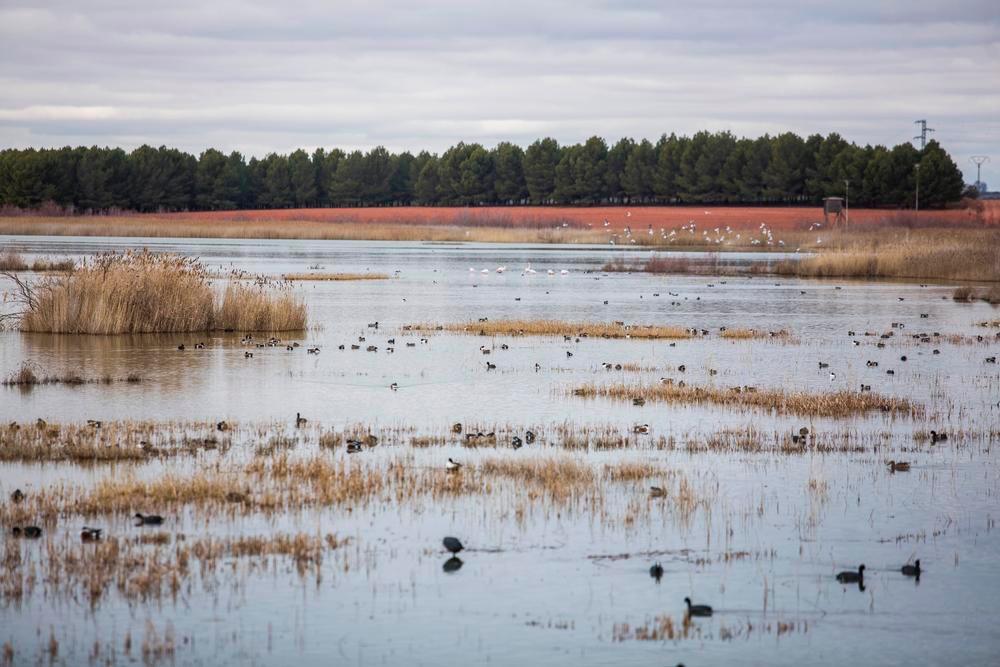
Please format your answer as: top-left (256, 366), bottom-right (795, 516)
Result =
top-left (649, 563), bottom-right (664, 582)
top-left (81, 527), bottom-right (103, 542)
top-left (443, 537), bottom-right (464, 554)
top-left (684, 597), bottom-right (712, 617)
top-left (134, 513), bottom-right (164, 526)
top-left (901, 560), bottom-right (921, 578)
top-left (10, 488), bottom-right (24, 503)
top-left (12, 526), bottom-right (42, 538)
top-left (836, 564), bottom-right (865, 583)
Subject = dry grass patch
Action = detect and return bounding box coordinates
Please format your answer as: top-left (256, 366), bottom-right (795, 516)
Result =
top-left (0, 420), bottom-right (227, 463)
top-left (410, 319), bottom-right (692, 340)
top-left (2, 250), bottom-right (306, 333)
top-left (571, 382), bottom-right (918, 417)
top-left (478, 456), bottom-right (595, 501)
top-left (603, 461), bottom-right (665, 481)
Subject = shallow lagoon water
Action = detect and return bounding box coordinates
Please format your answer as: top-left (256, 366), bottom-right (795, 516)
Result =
top-left (1, 236), bottom-right (999, 666)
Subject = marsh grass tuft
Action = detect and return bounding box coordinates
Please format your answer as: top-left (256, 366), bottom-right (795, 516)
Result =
top-left (3, 251), bottom-right (306, 333)
top-left (2, 361), bottom-right (143, 388)
top-left (571, 382), bottom-right (918, 417)
top-left (409, 319), bottom-right (692, 340)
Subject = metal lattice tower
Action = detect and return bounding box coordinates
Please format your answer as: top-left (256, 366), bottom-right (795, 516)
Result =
top-left (970, 156), bottom-right (990, 189)
top-left (913, 120), bottom-right (935, 149)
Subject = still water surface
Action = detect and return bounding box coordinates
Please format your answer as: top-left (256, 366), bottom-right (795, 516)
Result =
top-left (0, 236), bottom-right (998, 666)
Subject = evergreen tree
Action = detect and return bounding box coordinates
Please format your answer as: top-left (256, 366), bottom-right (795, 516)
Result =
top-left (523, 138), bottom-right (560, 203)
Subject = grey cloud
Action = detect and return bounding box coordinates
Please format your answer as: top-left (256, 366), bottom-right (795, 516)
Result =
top-left (1, 0), bottom-right (998, 184)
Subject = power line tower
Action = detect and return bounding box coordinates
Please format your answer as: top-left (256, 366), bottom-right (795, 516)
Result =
top-left (970, 155), bottom-right (990, 189)
top-left (913, 119), bottom-right (935, 149)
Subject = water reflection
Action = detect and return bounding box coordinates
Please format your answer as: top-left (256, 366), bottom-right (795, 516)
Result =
top-left (443, 556), bottom-right (464, 573)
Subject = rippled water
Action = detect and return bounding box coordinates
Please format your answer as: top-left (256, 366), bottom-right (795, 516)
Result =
top-left (1, 235), bottom-right (999, 666)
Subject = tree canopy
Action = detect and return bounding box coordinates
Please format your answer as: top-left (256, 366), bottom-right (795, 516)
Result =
top-left (0, 134), bottom-right (966, 212)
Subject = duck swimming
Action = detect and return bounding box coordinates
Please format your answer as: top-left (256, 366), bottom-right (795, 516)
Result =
top-left (134, 513), bottom-right (164, 526)
top-left (901, 560), bottom-right (921, 577)
top-left (81, 527), bottom-right (102, 542)
top-left (684, 597), bottom-right (713, 617)
top-left (836, 564), bottom-right (865, 583)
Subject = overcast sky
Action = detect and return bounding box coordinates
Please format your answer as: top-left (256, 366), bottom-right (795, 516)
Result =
top-left (1, 0), bottom-right (998, 185)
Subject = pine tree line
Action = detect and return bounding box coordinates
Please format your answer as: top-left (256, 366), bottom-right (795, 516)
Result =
top-left (0, 132), bottom-right (966, 212)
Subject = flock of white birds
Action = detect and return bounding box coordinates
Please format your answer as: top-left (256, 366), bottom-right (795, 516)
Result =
top-left (603, 212), bottom-right (821, 251)
top-left (469, 265), bottom-right (569, 275)
top-left (467, 210), bottom-right (825, 274)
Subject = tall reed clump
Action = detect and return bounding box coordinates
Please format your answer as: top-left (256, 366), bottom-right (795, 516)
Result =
top-left (215, 283), bottom-right (307, 331)
top-left (8, 251), bottom-right (306, 334)
top-left (769, 230), bottom-right (1000, 282)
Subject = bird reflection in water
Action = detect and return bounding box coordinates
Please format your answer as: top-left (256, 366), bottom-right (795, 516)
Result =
top-left (443, 557), bottom-right (464, 573)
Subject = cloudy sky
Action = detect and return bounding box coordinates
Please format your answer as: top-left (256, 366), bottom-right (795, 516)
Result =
top-left (2, 0), bottom-right (998, 185)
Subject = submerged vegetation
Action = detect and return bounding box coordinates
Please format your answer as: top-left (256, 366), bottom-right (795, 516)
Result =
top-left (1, 251), bottom-right (306, 333)
top-left (282, 272), bottom-right (389, 281)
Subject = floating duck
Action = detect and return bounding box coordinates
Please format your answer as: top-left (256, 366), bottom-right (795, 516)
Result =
top-left (684, 597), bottom-right (713, 617)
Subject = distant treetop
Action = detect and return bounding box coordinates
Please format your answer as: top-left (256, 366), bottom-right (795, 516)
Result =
top-left (0, 132), bottom-right (965, 212)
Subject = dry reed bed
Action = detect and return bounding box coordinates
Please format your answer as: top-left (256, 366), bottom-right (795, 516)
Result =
top-left (2, 419), bottom-right (981, 465)
top-left (0, 447), bottom-right (701, 528)
top-left (1, 250), bottom-right (306, 333)
top-left (2, 361), bottom-right (143, 388)
top-left (1, 531), bottom-right (346, 605)
top-left (571, 382), bottom-right (920, 418)
top-left (720, 328), bottom-right (794, 341)
top-left (282, 272), bottom-right (389, 281)
top-left (0, 250), bottom-right (74, 272)
top-left (767, 229), bottom-right (1000, 282)
top-left (0, 420), bottom-right (230, 462)
top-left (408, 319), bottom-right (693, 340)
top-left (952, 285), bottom-right (1000, 304)
top-left (0, 217), bottom-right (604, 245)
